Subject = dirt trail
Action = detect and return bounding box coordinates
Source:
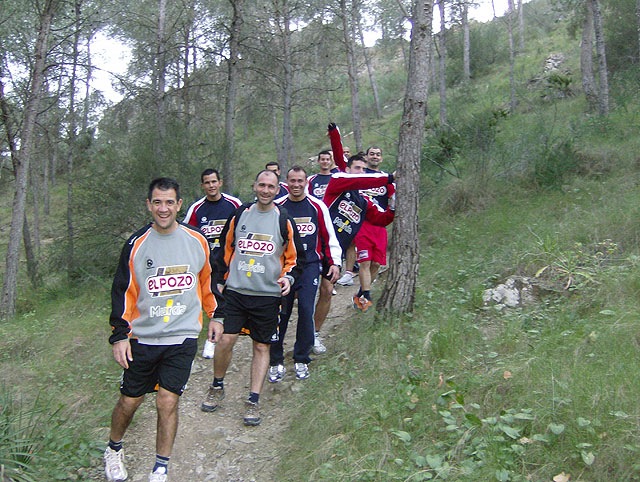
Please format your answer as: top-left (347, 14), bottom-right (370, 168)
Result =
top-left (94, 283), bottom-right (359, 482)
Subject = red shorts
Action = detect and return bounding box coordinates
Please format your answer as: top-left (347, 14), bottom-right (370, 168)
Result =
top-left (355, 222), bottom-right (387, 265)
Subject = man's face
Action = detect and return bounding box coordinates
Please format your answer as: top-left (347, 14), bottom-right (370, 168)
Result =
top-left (367, 148), bottom-right (382, 170)
top-left (318, 154), bottom-right (332, 173)
top-left (147, 188), bottom-right (182, 234)
top-left (254, 171), bottom-right (279, 207)
top-left (347, 160), bottom-right (367, 174)
top-left (201, 173), bottom-right (222, 201)
top-left (287, 170), bottom-right (307, 200)
top-left (343, 146), bottom-right (351, 158)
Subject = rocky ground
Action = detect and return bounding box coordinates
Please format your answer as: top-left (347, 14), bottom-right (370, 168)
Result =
top-left (91, 282), bottom-right (360, 482)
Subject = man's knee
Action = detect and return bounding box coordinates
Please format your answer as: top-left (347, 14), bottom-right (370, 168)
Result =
top-left (156, 388), bottom-right (179, 414)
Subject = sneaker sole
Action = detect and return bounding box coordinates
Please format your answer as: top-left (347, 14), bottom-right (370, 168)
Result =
top-left (268, 377), bottom-right (282, 383)
top-left (243, 418), bottom-right (261, 426)
top-left (200, 403), bottom-right (219, 412)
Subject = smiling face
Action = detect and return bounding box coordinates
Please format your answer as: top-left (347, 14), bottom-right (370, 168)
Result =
top-left (366, 148), bottom-right (382, 170)
top-left (201, 173), bottom-right (222, 201)
top-left (147, 187), bottom-right (183, 234)
top-left (318, 153), bottom-right (333, 174)
top-left (254, 170), bottom-right (279, 210)
top-left (287, 169), bottom-right (307, 201)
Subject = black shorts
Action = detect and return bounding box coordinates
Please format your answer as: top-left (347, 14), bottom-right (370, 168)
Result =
top-left (223, 289), bottom-right (280, 344)
top-left (120, 338), bottom-right (197, 397)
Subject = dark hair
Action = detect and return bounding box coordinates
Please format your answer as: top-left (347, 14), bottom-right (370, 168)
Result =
top-left (366, 146), bottom-right (382, 155)
top-left (265, 161), bottom-right (280, 170)
top-left (255, 169), bottom-right (279, 183)
top-left (346, 154), bottom-right (366, 168)
top-left (201, 168), bottom-right (220, 182)
top-left (287, 165), bottom-right (307, 178)
top-left (148, 177), bottom-right (181, 201)
top-left (317, 150), bottom-right (331, 160)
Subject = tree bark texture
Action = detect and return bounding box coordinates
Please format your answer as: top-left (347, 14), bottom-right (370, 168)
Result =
top-left (581, 4), bottom-right (598, 112)
top-left (281, 1), bottom-right (294, 173)
top-left (1, 0), bottom-right (55, 320)
top-left (223, 0), bottom-right (243, 192)
top-left (154, 0), bottom-right (168, 167)
top-left (507, 0), bottom-right (517, 112)
top-left (438, 0), bottom-right (447, 125)
top-left (340, 0), bottom-right (363, 152)
top-left (588, 0), bottom-right (609, 115)
top-left (518, 0), bottom-right (525, 51)
top-left (462, 2), bottom-right (470, 82)
top-left (378, 0), bottom-right (432, 315)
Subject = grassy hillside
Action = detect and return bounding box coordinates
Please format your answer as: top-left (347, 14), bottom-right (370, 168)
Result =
top-left (2, 0), bottom-right (640, 479)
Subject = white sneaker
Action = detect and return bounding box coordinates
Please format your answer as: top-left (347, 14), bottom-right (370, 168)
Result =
top-left (201, 340), bottom-right (215, 358)
top-left (294, 362), bottom-right (309, 379)
top-left (313, 332), bottom-right (326, 354)
top-left (268, 364), bottom-right (285, 382)
top-left (332, 288), bottom-right (337, 295)
top-left (104, 447), bottom-right (128, 481)
top-left (336, 271), bottom-right (354, 286)
top-left (149, 467), bottom-right (167, 482)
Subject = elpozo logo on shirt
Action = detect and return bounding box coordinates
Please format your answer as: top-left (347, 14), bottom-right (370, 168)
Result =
top-left (337, 200), bottom-right (362, 224)
top-left (147, 265), bottom-right (196, 297)
top-left (294, 217), bottom-right (316, 237)
top-left (237, 233), bottom-right (276, 257)
top-left (201, 219), bottom-right (226, 237)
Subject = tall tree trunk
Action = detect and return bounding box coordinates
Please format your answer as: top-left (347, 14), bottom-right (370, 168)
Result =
top-left (66, 0), bottom-right (83, 280)
top-left (589, 0), bottom-right (609, 115)
top-left (280, 0), bottom-right (293, 173)
top-left (379, 0), bottom-right (432, 315)
top-left (82, 32), bottom-right (93, 132)
top-left (581, 4), bottom-right (598, 112)
top-left (223, 0), bottom-right (243, 192)
top-left (1, 0), bottom-right (55, 320)
top-left (438, 0), bottom-right (447, 125)
top-left (340, 0), bottom-right (363, 152)
top-left (518, 0), bottom-right (525, 51)
top-left (462, 1), bottom-right (470, 82)
top-left (154, 0), bottom-right (168, 168)
top-left (429, 34), bottom-right (437, 93)
top-left (356, 10), bottom-right (382, 119)
top-left (507, 0), bottom-right (517, 112)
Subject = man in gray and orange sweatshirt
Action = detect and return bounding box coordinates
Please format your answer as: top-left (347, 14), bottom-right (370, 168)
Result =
top-left (200, 169), bottom-right (305, 427)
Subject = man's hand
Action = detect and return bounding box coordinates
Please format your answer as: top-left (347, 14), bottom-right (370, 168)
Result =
top-left (208, 319), bottom-right (224, 343)
top-left (113, 339), bottom-right (133, 369)
top-left (327, 265), bottom-right (340, 284)
top-left (277, 277), bottom-right (291, 296)
top-left (217, 283), bottom-right (225, 294)
top-left (328, 122), bottom-right (338, 132)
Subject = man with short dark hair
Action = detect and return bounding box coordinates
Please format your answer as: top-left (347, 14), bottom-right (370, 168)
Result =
top-left (105, 178), bottom-right (221, 482)
top-left (268, 166), bottom-right (341, 381)
top-left (183, 169), bottom-right (242, 359)
top-left (201, 169), bottom-right (304, 426)
top-left (265, 161), bottom-right (290, 198)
